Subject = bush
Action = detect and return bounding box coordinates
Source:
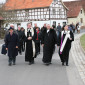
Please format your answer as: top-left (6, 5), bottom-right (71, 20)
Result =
top-left (0, 28), bottom-right (5, 39)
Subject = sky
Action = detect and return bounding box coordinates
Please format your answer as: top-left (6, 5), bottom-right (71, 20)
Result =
top-left (0, 0), bottom-right (78, 3)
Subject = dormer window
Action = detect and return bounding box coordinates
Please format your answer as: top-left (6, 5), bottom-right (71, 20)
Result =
top-left (81, 10), bottom-right (82, 14)
top-left (52, 8), bottom-right (56, 15)
top-left (54, 0), bottom-right (57, 2)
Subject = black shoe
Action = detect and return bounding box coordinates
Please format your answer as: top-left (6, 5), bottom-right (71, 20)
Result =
top-left (9, 63), bottom-right (12, 66)
top-left (13, 63), bottom-right (16, 65)
top-left (29, 62), bottom-right (32, 65)
top-left (20, 53), bottom-right (22, 55)
top-left (45, 63), bottom-right (50, 66)
top-left (29, 61), bottom-right (34, 65)
top-left (66, 62), bottom-right (69, 66)
top-left (31, 61), bottom-right (34, 64)
top-left (45, 62), bottom-right (51, 66)
top-left (66, 64), bottom-right (69, 66)
top-left (62, 62), bottom-right (64, 66)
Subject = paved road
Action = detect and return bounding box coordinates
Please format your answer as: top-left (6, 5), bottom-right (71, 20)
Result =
top-left (0, 49), bottom-right (84, 85)
top-left (0, 29), bottom-right (85, 85)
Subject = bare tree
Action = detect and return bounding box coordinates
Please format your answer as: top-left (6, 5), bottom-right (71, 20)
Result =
top-left (1, 0), bottom-right (26, 25)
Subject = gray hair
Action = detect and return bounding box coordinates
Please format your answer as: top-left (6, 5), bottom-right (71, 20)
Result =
top-left (27, 22), bottom-right (32, 26)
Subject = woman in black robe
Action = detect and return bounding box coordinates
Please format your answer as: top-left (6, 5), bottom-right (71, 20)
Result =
top-left (41, 24), bottom-right (57, 65)
top-left (25, 23), bottom-right (37, 65)
top-left (5, 27), bottom-right (19, 66)
top-left (58, 25), bottom-right (74, 66)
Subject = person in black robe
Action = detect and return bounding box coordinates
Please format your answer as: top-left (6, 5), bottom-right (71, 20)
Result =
top-left (5, 27), bottom-right (19, 66)
top-left (58, 25), bottom-right (74, 66)
top-left (41, 24), bottom-right (57, 65)
top-left (25, 23), bottom-right (37, 65)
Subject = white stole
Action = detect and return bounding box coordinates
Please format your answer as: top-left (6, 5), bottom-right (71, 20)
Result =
top-left (25, 27), bottom-right (36, 57)
top-left (60, 31), bottom-right (70, 53)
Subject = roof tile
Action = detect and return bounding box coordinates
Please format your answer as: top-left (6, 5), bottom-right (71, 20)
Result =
top-left (4, 0), bottom-right (53, 10)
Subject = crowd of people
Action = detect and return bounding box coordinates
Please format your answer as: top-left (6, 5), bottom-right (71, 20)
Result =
top-left (4, 22), bottom-right (75, 66)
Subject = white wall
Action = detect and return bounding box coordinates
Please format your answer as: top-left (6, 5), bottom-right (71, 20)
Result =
top-left (13, 19), bottom-right (67, 29)
top-left (5, 19), bottom-right (67, 30)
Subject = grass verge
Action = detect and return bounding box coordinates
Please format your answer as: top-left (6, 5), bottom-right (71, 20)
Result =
top-left (80, 34), bottom-right (85, 51)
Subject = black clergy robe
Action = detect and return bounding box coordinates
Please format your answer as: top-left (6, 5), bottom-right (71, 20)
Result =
top-left (25, 28), bottom-right (37, 62)
top-left (58, 30), bottom-right (74, 64)
top-left (41, 29), bottom-right (57, 63)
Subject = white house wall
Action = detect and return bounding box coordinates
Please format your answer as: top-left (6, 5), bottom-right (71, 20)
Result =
top-left (77, 8), bottom-right (85, 26)
top-left (10, 19), bottom-right (67, 30)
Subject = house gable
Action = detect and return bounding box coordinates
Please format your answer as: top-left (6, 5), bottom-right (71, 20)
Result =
top-left (50, 0), bottom-right (67, 19)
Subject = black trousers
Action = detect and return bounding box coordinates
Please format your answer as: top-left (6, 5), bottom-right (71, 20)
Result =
top-left (9, 56), bottom-right (16, 64)
top-left (21, 41), bottom-right (25, 52)
top-left (18, 43), bottom-right (23, 54)
top-left (36, 42), bottom-right (40, 54)
top-left (59, 47), bottom-right (70, 64)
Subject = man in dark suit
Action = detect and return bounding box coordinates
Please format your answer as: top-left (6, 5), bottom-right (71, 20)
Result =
top-left (5, 27), bottom-right (19, 66)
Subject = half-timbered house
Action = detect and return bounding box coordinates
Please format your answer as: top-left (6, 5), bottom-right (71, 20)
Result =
top-left (4, 0), bottom-right (68, 29)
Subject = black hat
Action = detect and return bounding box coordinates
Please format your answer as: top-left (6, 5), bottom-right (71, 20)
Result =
top-left (9, 27), bottom-right (14, 30)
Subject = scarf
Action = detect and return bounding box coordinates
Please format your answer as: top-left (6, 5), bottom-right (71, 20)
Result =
top-left (60, 30), bottom-right (70, 54)
top-left (25, 27), bottom-right (36, 57)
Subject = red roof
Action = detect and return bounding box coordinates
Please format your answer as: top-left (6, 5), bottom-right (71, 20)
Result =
top-left (67, 6), bottom-right (82, 18)
top-left (64, 0), bottom-right (85, 18)
top-left (4, 0), bottom-right (53, 10)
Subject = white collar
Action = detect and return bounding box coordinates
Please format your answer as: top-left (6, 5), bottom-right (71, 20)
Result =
top-left (64, 30), bottom-right (69, 34)
top-left (27, 28), bottom-right (31, 31)
top-left (47, 30), bottom-right (50, 33)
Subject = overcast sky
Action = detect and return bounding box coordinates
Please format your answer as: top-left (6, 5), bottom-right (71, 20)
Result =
top-left (0, 0), bottom-right (78, 3)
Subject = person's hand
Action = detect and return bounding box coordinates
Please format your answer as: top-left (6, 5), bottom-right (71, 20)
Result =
top-left (57, 45), bottom-right (59, 48)
top-left (6, 48), bottom-right (8, 50)
top-left (16, 46), bottom-right (18, 48)
top-left (28, 37), bottom-right (32, 40)
top-left (42, 44), bottom-right (44, 47)
top-left (69, 38), bottom-right (72, 40)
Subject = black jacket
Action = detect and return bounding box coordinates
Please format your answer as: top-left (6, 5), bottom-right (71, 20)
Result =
top-left (5, 33), bottom-right (19, 57)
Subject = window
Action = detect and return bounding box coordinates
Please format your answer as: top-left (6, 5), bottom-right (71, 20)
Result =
top-left (53, 21), bottom-right (56, 28)
top-left (54, 0), bottom-right (58, 2)
top-left (59, 9), bottom-right (61, 15)
top-left (5, 24), bottom-right (9, 27)
top-left (81, 10), bottom-right (82, 14)
top-left (80, 18), bottom-right (83, 23)
top-left (63, 22), bottom-right (66, 26)
top-left (17, 23), bottom-right (21, 27)
top-left (52, 8), bottom-right (56, 15)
